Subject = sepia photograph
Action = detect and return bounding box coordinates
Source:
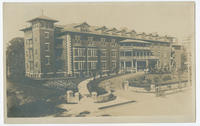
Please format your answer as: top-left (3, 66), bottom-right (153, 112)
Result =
top-left (3, 2), bottom-right (196, 123)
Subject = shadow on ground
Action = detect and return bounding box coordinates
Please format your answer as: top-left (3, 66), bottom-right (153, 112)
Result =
top-left (7, 79), bottom-right (67, 117)
top-left (8, 99), bottom-right (66, 117)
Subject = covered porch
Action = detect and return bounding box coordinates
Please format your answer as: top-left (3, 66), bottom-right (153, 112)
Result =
top-left (120, 59), bottom-right (158, 72)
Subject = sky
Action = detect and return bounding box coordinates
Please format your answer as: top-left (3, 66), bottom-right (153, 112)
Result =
top-left (3, 2), bottom-right (194, 44)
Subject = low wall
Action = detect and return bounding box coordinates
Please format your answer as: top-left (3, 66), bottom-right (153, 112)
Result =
top-left (92, 92), bottom-right (116, 103)
top-left (99, 72), bottom-right (145, 91)
top-left (129, 81), bottom-right (190, 94)
top-left (66, 90), bottom-right (80, 104)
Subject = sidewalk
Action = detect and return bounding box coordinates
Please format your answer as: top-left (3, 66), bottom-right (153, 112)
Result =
top-left (78, 77), bottom-right (93, 96)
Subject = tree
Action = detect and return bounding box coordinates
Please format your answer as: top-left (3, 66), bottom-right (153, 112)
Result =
top-left (6, 37), bottom-right (25, 81)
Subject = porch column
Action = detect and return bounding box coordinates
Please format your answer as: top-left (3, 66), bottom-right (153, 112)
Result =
top-left (135, 60), bottom-right (137, 72)
top-left (124, 61), bottom-right (126, 69)
top-left (132, 60), bottom-right (134, 68)
top-left (156, 60), bottom-right (159, 68)
top-left (146, 60), bottom-right (149, 69)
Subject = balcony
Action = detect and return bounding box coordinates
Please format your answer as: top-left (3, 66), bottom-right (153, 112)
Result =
top-left (120, 46), bottom-right (150, 50)
top-left (120, 55), bottom-right (158, 60)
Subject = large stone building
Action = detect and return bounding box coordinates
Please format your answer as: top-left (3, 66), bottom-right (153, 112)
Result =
top-left (21, 15), bottom-right (177, 79)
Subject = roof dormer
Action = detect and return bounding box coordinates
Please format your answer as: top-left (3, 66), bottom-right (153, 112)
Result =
top-left (106, 28), bottom-right (118, 35)
top-left (74, 22), bottom-right (90, 32)
top-left (95, 26), bottom-right (108, 34)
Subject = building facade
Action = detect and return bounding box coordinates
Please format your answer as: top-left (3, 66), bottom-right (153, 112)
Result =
top-left (119, 39), bottom-right (159, 72)
top-left (21, 15), bottom-right (177, 79)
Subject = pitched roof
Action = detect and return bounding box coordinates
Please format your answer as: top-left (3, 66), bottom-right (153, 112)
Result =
top-left (74, 22), bottom-right (90, 28)
top-left (27, 15), bottom-right (58, 22)
top-left (116, 29), bottom-right (127, 33)
top-left (106, 28), bottom-right (118, 32)
top-left (20, 26), bottom-right (32, 31)
top-left (95, 26), bottom-right (108, 31)
top-left (127, 30), bottom-right (136, 34)
top-left (55, 22), bottom-right (173, 43)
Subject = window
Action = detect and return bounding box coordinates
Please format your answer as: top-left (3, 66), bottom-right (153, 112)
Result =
top-left (91, 62), bottom-right (97, 69)
top-left (101, 51), bottom-right (106, 56)
top-left (74, 48), bottom-right (85, 56)
top-left (74, 48), bottom-right (78, 56)
top-left (88, 49), bottom-right (91, 56)
top-left (88, 48), bottom-right (97, 57)
top-left (125, 61), bottom-right (132, 67)
top-left (30, 62), bottom-right (34, 71)
top-left (111, 39), bottom-right (115, 43)
top-left (75, 35), bottom-right (81, 41)
top-left (133, 52), bottom-right (136, 56)
top-left (137, 52), bottom-right (139, 56)
top-left (44, 32), bottom-right (49, 38)
top-left (75, 62), bottom-right (79, 69)
top-left (121, 62), bottom-right (124, 68)
top-left (35, 62), bottom-right (38, 68)
top-left (45, 43), bottom-right (50, 51)
top-left (75, 62), bottom-right (86, 70)
top-left (40, 22), bottom-right (45, 27)
top-left (102, 62), bottom-right (106, 70)
top-left (158, 51), bottom-right (160, 56)
top-left (112, 62), bottom-right (116, 67)
top-left (101, 38), bottom-right (106, 42)
top-left (45, 56), bottom-right (50, 65)
top-left (88, 37), bottom-right (93, 42)
top-left (125, 51), bottom-right (132, 56)
top-left (81, 26), bottom-right (89, 32)
top-left (29, 51), bottom-right (33, 59)
top-left (78, 48), bottom-right (85, 56)
top-left (120, 52), bottom-right (124, 56)
top-left (112, 51), bottom-right (116, 57)
top-left (140, 52), bottom-right (143, 56)
top-left (80, 62), bottom-right (85, 70)
top-left (46, 23), bottom-right (49, 28)
top-left (88, 62), bottom-right (91, 70)
top-left (26, 63), bottom-right (28, 69)
top-left (93, 49), bottom-right (97, 56)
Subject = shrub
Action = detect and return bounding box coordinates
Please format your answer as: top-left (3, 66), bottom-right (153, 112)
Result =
top-left (162, 75), bottom-right (172, 81)
top-left (153, 76), bottom-right (161, 83)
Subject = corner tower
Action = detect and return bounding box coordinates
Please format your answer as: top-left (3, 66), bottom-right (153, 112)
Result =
top-left (21, 15), bottom-right (58, 79)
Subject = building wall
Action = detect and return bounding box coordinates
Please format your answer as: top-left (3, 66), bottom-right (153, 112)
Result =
top-left (22, 17), bottom-right (176, 79)
top-left (23, 19), bottom-right (56, 79)
top-left (39, 27), bottom-right (55, 75)
top-left (32, 24), bottom-right (41, 78)
top-left (172, 45), bottom-right (183, 71)
top-left (24, 30), bottom-right (33, 77)
top-left (59, 33), bottom-right (119, 76)
top-left (150, 41), bottom-right (171, 69)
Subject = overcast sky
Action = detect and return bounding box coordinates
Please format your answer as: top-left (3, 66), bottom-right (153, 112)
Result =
top-left (3, 2), bottom-right (194, 44)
